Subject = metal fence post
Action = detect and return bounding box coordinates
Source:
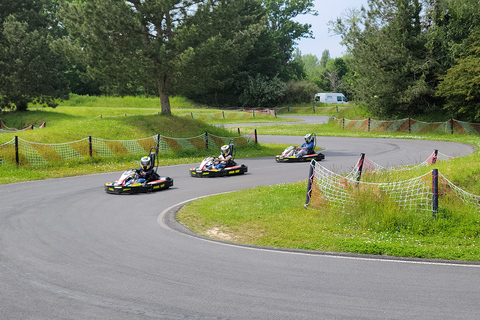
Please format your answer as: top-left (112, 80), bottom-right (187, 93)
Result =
top-left (357, 153), bottom-right (365, 183)
top-left (254, 129), bottom-right (257, 144)
top-left (15, 136), bottom-right (19, 165)
top-left (305, 160), bottom-right (315, 208)
top-left (89, 136), bottom-right (92, 157)
top-left (432, 169), bottom-right (439, 218)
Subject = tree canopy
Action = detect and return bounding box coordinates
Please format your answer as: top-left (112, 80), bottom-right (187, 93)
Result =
top-left (437, 32), bottom-right (480, 121)
top-left (0, 0), bottom-right (68, 111)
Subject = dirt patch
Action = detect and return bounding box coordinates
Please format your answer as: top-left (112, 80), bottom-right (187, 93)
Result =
top-left (205, 227), bottom-right (232, 241)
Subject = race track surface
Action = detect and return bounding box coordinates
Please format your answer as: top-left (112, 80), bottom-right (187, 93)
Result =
top-left (1, 135), bottom-right (478, 320)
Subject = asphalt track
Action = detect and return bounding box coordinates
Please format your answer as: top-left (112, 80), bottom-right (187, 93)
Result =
top-left (1, 132), bottom-right (479, 319)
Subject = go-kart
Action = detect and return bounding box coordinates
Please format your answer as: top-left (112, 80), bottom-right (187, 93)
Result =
top-left (105, 147), bottom-right (173, 194)
top-left (190, 141), bottom-right (248, 177)
top-left (275, 133), bottom-right (325, 162)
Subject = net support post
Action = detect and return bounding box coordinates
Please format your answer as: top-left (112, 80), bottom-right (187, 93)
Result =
top-left (305, 160), bottom-right (315, 209)
top-left (15, 136), bottom-right (19, 165)
top-left (204, 131), bottom-right (208, 150)
top-left (88, 136), bottom-right (92, 157)
top-left (356, 153), bottom-right (365, 183)
top-left (432, 169), bottom-right (439, 218)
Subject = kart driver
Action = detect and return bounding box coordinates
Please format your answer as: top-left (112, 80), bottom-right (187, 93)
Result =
top-left (136, 156), bottom-right (154, 184)
top-left (207, 144), bottom-right (232, 170)
top-left (295, 133), bottom-right (315, 158)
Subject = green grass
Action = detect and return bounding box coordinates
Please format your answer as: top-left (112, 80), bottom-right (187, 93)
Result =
top-left (3, 94), bottom-right (480, 261)
top-left (0, 95), bottom-right (290, 183)
top-left (178, 161), bottom-right (480, 261)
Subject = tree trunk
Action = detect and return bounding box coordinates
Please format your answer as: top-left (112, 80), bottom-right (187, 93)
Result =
top-left (157, 79), bottom-right (171, 115)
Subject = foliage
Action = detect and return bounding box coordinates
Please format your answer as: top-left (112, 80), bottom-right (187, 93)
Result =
top-left (436, 32), bottom-right (480, 121)
top-left (0, 0), bottom-right (69, 111)
top-left (282, 80), bottom-right (320, 104)
top-left (327, 0), bottom-right (480, 119)
top-left (55, 0), bottom-right (262, 115)
top-left (238, 74), bottom-right (286, 108)
top-left (347, 0), bottom-right (434, 118)
top-left (183, 0), bottom-right (317, 107)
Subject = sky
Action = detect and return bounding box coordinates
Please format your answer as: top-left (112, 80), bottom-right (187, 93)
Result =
top-left (294, 0), bottom-right (368, 59)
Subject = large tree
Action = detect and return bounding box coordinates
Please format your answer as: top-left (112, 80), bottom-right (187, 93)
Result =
top-left (436, 32), bottom-right (480, 121)
top-left (56, 0), bottom-right (261, 114)
top-left (0, 0), bottom-right (69, 111)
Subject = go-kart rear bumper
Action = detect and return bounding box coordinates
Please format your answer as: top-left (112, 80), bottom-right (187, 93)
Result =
top-left (189, 165), bottom-right (248, 177)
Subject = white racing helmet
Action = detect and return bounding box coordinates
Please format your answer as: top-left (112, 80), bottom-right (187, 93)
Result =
top-left (140, 156), bottom-right (151, 170)
top-left (304, 133), bottom-right (313, 143)
top-left (221, 144), bottom-right (230, 156)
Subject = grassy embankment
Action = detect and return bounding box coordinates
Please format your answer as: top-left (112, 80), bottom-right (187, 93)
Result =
top-left (178, 105), bottom-right (480, 261)
top-left (3, 95), bottom-right (480, 261)
top-left (0, 95), bottom-right (294, 184)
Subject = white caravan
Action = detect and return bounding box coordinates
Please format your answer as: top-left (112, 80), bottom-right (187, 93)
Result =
top-left (314, 93), bottom-right (349, 104)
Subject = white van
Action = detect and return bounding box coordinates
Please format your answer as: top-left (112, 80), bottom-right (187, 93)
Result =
top-left (314, 93), bottom-right (349, 104)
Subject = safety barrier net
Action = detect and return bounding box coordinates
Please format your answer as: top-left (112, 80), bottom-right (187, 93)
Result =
top-left (275, 106), bottom-right (348, 114)
top-left (333, 117), bottom-right (480, 135)
top-left (0, 132), bottom-right (253, 166)
top-left (0, 119), bottom-right (46, 133)
top-left (177, 110), bottom-right (275, 120)
top-left (308, 152), bottom-right (480, 214)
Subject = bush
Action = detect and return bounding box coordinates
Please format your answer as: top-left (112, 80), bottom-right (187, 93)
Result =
top-left (282, 81), bottom-right (320, 104)
top-left (239, 74), bottom-right (286, 108)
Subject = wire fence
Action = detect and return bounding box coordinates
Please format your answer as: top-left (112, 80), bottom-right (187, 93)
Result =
top-left (0, 132), bottom-right (255, 166)
top-left (0, 119), bottom-right (46, 133)
top-left (333, 117), bottom-right (480, 135)
top-left (305, 151), bottom-right (480, 216)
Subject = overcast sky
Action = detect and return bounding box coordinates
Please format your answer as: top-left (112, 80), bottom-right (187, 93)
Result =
top-left (294, 0), bottom-right (368, 59)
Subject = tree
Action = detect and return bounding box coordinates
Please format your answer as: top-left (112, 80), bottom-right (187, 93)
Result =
top-left (0, 0), bottom-right (69, 111)
top-left (179, 0), bottom-right (316, 107)
top-left (56, 0), bottom-right (261, 115)
top-left (436, 32), bottom-right (480, 121)
top-left (319, 49), bottom-right (330, 68)
top-left (331, 0), bottom-right (433, 118)
top-left (263, 0), bottom-right (316, 79)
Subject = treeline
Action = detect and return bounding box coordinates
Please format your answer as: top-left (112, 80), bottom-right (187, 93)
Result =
top-left (1, 0), bottom-right (479, 121)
